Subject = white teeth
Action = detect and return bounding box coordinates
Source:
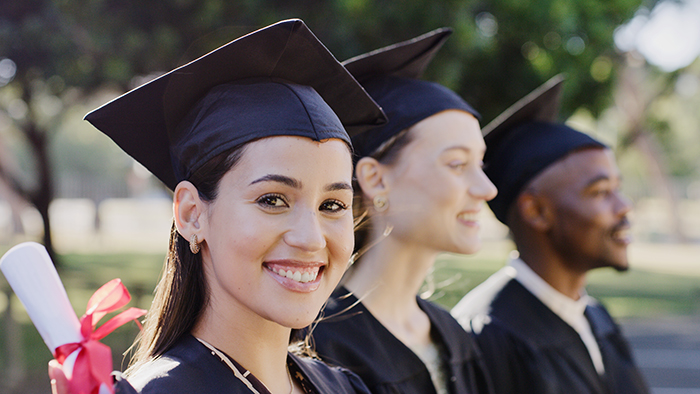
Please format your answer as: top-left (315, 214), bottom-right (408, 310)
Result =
top-left (612, 229), bottom-right (630, 241)
top-left (270, 266), bottom-right (318, 283)
top-left (458, 212), bottom-right (478, 221)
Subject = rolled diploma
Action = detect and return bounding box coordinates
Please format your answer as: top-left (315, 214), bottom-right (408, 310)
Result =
top-left (0, 242), bottom-right (83, 377)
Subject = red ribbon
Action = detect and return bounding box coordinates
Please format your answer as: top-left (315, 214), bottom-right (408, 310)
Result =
top-left (54, 279), bottom-right (147, 394)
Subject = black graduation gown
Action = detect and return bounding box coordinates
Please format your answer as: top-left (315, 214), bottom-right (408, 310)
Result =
top-left (311, 287), bottom-right (493, 394)
top-left (112, 334), bottom-right (371, 394)
top-left (469, 279), bottom-right (650, 394)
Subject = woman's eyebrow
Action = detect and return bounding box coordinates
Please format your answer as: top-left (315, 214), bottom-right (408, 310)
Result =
top-left (250, 175), bottom-right (351, 192)
top-left (250, 174), bottom-right (301, 188)
top-left (325, 182), bottom-right (353, 192)
top-left (443, 145), bottom-right (472, 153)
top-left (443, 145), bottom-right (485, 156)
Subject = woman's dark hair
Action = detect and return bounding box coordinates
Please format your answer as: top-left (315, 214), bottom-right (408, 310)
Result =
top-left (127, 145), bottom-right (246, 373)
top-left (352, 128), bottom-right (413, 255)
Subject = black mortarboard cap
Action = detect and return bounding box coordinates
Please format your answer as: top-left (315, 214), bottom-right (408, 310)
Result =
top-left (84, 19), bottom-right (387, 190)
top-left (483, 74), bottom-right (607, 224)
top-left (343, 28), bottom-right (480, 158)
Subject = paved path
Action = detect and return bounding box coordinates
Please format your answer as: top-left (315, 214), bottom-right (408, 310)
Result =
top-left (622, 316), bottom-right (700, 393)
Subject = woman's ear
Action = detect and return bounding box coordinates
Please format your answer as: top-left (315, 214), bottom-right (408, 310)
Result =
top-left (173, 181), bottom-right (207, 242)
top-left (355, 157), bottom-right (388, 200)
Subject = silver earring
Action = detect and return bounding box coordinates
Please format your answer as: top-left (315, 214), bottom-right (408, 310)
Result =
top-left (190, 234), bottom-right (200, 254)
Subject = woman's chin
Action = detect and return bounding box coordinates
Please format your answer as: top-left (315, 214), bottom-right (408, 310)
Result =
top-left (452, 238), bottom-right (482, 255)
top-left (279, 313), bottom-right (317, 330)
top-left (273, 300), bottom-right (327, 329)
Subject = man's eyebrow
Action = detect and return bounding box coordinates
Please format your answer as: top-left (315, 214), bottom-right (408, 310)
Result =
top-left (584, 174), bottom-right (614, 188)
top-left (250, 174), bottom-right (301, 188)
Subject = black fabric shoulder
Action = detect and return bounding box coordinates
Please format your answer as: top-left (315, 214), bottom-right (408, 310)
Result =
top-left (312, 287), bottom-right (493, 394)
top-left (417, 297), bottom-right (494, 393)
top-left (114, 334), bottom-right (370, 394)
top-left (471, 313), bottom-right (545, 393)
top-left (486, 280), bottom-right (584, 348)
top-left (292, 353), bottom-right (371, 394)
top-left (471, 277), bottom-right (650, 394)
top-left (113, 372), bottom-right (139, 394)
top-left (121, 335), bottom-right (255, 393)
top-left (417, 297), bottom-right (480, 361)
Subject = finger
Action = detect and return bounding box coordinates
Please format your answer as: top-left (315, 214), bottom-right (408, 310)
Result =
top-left (48, 359), bottom-right (69, 394)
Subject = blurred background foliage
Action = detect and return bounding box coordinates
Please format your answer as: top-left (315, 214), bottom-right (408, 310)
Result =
top-left (5, 0), bottom-right (700, 257)
top-left (5, 0), bottom-right (700, 259)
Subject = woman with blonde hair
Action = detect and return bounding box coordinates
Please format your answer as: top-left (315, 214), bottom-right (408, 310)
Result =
top-left (310, 28), bottom-right (497, 394)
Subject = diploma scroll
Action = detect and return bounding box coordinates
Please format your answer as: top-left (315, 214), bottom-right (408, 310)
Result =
top-left (0, 242), bottom-right (83, 367)
top-left (1, 242), bottom-right (145, 394)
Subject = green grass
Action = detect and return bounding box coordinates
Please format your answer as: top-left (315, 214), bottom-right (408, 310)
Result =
top-left (425, 251), bottom-right (700, 318)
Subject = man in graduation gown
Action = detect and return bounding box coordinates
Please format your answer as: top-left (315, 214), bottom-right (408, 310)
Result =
top-left (451, 75), bottom-right (650, 394)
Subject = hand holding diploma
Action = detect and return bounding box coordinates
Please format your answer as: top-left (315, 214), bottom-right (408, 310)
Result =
top-left (0, 242), bottom-right (147, 394)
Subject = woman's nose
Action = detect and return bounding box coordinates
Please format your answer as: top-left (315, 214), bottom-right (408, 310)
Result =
top-left (470, 169), bottom-right (498, 201)
top-left (283, 210), bottom-right (327, 252)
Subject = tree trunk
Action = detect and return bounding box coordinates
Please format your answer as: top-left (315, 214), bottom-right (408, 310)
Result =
top-left (24, 120), bottom-right (58, 265)
top-left (17, 84), bottom-right (59, 266)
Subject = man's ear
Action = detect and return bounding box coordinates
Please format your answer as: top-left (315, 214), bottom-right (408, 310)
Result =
top-left (173, 181), bottom-right (207, 242)
top-left (355, 156), bottom-right (389, 200)
top-left (516, 191), bottom-right (553, 232)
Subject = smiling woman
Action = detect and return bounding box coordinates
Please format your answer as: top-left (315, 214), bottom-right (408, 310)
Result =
top-left (47, 19), bottom-right (385, 394)
top-left (191, 136), bottom-right (354, 330)
top-left (309, 28), bottom-right (497, 394)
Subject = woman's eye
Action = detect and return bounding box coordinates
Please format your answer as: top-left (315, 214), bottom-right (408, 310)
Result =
top-left (320, 199), bottom-right (348, 213)
top-left (256, 194), bottom-right (288, 208)
top-left (448, 161), bottom-right (468, 170)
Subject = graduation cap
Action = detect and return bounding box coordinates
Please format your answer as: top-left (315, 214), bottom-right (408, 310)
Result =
top-left (483, 74), bottom-right (607, 224)
top-left (342, 27), bottom-right (479, 158)
top-left (84, 19), bottom-right (387, 190)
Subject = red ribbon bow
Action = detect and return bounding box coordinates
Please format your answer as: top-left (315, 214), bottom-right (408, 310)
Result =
top-left (54, 279), bottom-right (147, 394)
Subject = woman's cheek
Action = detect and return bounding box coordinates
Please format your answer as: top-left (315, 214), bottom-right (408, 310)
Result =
top-left (329, 216), bottom-right (355, 260)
